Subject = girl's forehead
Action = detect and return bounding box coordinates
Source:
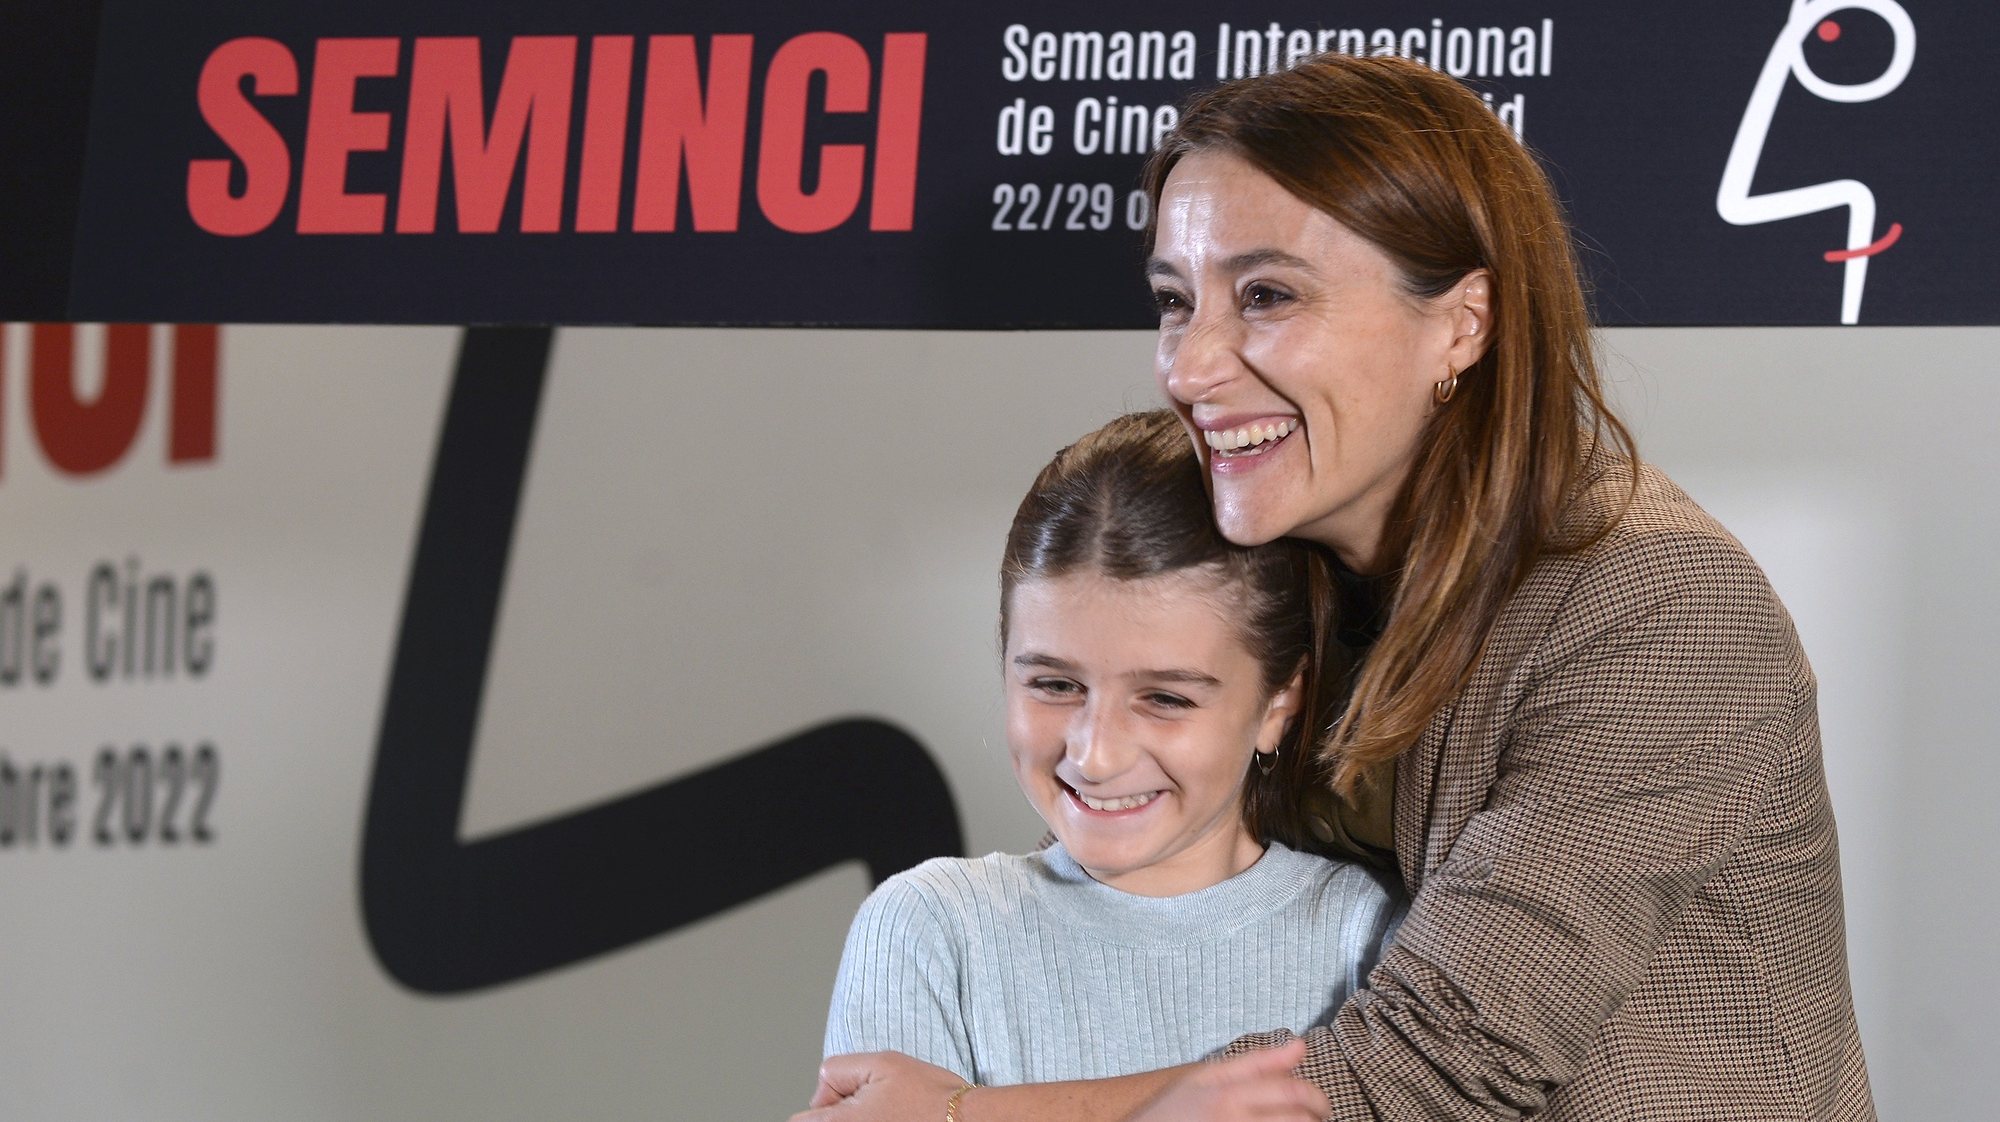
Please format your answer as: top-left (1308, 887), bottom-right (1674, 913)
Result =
top-left (1013, 566), bottom-right (1240, 611)
top-left (1005, 568), bottom-right (1250, 653)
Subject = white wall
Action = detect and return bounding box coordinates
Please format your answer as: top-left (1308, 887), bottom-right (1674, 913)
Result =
top-left (0, 324), bottom-right (1989, 1120)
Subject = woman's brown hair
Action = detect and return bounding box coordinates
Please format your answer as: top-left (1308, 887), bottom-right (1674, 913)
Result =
top-left (1142, 53), bottom-right (1638, 797)
top-left (999, 410), bottom-right (1342, 851)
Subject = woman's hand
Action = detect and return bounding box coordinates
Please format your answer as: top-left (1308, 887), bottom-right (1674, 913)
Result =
top-left (1127, 1040), bottom-right (1330, 1122)
top-left (792, 1051), bottom-right (967, 1119)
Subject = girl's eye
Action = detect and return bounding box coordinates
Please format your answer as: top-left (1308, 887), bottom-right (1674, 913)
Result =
top-left (1142, 692), bottom-right (1195, 710)
top-left (1028, 677), bottom-right (1082, 698)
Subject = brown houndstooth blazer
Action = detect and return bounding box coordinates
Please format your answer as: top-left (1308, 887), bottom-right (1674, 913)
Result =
top-left (1242, 454), bottom-right (1876, 1120)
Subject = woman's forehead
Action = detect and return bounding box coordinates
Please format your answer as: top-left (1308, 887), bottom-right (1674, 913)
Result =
top-left (1152, 150), bottom-right (1390, 284)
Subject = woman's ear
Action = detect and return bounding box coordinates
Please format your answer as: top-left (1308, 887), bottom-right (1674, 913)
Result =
top-left (1444, 268), bottom-right (1493, 374)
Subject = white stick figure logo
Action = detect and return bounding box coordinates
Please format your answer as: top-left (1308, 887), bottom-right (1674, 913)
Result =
top-left (1718, 0), bottom-right (1916, 324)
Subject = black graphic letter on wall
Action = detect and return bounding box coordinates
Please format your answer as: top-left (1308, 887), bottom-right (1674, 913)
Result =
top-left (361, 327), bottom-right (963, 994)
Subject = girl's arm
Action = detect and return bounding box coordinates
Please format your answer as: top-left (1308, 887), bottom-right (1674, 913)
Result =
top-left (799, 1042), bottom-right (1327, 1122)
top-left (800, 1053), bottom-right (1178, 1121)
top-left (822, 869), bottom-right (978, 1084)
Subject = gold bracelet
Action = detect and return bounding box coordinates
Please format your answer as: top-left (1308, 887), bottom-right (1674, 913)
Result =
top-left (944, 1081), bottom-right (977, 1122)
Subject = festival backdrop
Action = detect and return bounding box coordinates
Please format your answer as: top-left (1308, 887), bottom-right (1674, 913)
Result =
top-left (3, 2), bottom-right (1998, 1120)
top-left (1, 0), bottom-right (1991, 327)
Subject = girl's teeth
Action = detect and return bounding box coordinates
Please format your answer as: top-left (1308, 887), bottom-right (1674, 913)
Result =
top-left (1077, 790), bottom-right (1160, 812)
top-left (1204, 420), bottom-right (1294, 452)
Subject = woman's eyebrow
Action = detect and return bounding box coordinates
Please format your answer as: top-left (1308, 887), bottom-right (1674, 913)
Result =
top-left (1012, 653), bottom-right (1076, 671)
top-left (1225, 248), bottom-right (1317, 274)
top-left (1144, 250), bottom-right (1319, 278)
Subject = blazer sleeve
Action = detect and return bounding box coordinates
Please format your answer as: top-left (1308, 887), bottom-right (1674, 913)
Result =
top-left (1230, 525), bottom-right (1811, 1119)
top-left (822, 870), bottom-right (978, 1082)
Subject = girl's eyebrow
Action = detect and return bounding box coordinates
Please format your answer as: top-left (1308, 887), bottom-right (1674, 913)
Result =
top-left (1136, 668), bottom-right (1223, 688)
top-left (1012, 653), bottom-right (1221, 688)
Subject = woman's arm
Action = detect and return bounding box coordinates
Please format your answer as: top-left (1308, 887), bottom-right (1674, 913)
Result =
top-left (1229, 524), bottom-right (1812, 1117)
top-left (806, 523), bottom-right (1802, 1120)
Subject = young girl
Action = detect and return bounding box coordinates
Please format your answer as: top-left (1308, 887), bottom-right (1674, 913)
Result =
top-left (820, 411), bottom-right (1395, 1099)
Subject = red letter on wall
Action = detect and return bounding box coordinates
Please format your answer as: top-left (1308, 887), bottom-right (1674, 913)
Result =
top-left (298, 38), bottom-right (400, 234)
top-left (869, 34), bottom-right (925, 231)
top-left (574, 36), bottom-right (636, 233)
top-left (30, 325), bottom-right (151, 477)
top-left (758, 33), bottom-right (871, 234)
top-left (397, 37), bottom-right (577, 234)
top-left (187, 38), bottom-right (299, 236)
top-left (631, 35), bottom-right (752, 233)
top-left (170, 325), bottom-right (220, 465)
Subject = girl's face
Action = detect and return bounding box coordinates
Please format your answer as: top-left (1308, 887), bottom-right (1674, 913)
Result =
top-left (1147, 148), bottom-right (1488, 572)
top-left (1003, 568), bottom-right (1300, 897)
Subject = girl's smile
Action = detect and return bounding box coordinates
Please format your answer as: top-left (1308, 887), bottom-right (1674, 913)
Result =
top-left (1004, 568), bottom-right (1300, 897)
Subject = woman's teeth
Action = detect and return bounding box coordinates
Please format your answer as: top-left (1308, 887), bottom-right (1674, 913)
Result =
top-left (1204, 420), bottom-right (1294, 453)
top-left (1076, 790), bottom-right (1160, 812)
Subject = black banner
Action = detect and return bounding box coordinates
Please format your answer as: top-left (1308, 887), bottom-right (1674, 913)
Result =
top-left (26, 1), bottom-right (2000, 325)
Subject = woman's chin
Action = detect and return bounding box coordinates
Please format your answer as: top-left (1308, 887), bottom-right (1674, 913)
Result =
top-left (1211, 500), bottom-right (1287, 547)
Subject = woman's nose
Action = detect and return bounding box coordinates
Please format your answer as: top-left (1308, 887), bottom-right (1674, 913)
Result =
top-left (1160, 313), bottom-right (1241, 405)
top-left (1066, 702), bottom-right (1137, 783)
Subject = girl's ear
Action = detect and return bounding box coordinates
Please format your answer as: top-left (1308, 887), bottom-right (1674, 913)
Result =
top-left (1257, 669), bottom-right (1307, 753)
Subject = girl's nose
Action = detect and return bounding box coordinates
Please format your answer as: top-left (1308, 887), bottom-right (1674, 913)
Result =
top-left (1065, 701), bottom-right (1137, 784)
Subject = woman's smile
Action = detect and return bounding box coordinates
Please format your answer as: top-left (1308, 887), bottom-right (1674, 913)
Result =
top-left (1198, 416), bottom-right (1301, 474)
top-left (1149, 149), bottom-right (1469, 566)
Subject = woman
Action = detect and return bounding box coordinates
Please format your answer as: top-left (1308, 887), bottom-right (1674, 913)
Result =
top-left (804, 53), bottom-right (1872, 1121)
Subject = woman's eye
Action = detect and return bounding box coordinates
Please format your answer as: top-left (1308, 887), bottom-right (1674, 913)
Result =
top-left (1242, 283), bottom-right (1289, 309)
top-left (1028, 677), bottom-right (1082, 698)
top-left (1150, 287), bottom-right (1190, 317)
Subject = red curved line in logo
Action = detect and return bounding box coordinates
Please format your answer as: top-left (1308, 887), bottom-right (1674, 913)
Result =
top-left (1825, 222), bottom-right (1903, 262)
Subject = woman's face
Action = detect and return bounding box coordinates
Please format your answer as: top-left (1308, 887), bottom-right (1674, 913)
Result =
top-left (1148, 148), bottom-right (1487, 571)
top-left (1003, 569), bottom-right (1299, 898)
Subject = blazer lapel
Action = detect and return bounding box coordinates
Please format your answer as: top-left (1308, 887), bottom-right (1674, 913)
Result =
top-left (1395, 697), bottom-right (1455, 895)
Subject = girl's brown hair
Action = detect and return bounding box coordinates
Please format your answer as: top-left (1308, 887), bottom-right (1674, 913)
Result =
top-left (1000, 410), bottom-right (1341, 851)
top-left (1142, 53), bottom-right (1638, 796)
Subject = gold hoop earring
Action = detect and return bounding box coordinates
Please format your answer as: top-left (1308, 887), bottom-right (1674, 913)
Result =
top-left (1254, 748), bottom-right (1278, 777)
top-left (1434, 367), bottom-right (1459, 405)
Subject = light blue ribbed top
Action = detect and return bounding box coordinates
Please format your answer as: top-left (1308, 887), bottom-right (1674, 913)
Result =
top-left (823, 841), bottom-right (1396, 1084)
